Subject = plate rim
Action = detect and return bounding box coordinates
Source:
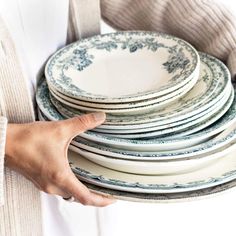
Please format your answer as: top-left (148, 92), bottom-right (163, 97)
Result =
top-left (45, 30), bottom-right (200, 103)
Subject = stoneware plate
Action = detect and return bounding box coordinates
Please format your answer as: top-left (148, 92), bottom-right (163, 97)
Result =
top-left (45, 52), bottom-right (230, 125)
top-left (45, 31), bottom-right (200, 103)
top-left (36, 85), bottom-right (236, 151)
top-left (99, 87), bottom-right (233, 138)
top-left (57, 94), bottom-right (227, 131)
top-left (72, 116), bottom-right (236, 161)
top-left (49, 75), bottom-right (198, 115)
top-left (48, 72), bottom-right (197, 109)
top-left (68, 143), bottom-right (236, 193)
top-left (80, 178), bottom-right (236, 203)
top-left (69, 139), bottom-right (236, 175)
top-left (94, 88), bottom-right (234, 136)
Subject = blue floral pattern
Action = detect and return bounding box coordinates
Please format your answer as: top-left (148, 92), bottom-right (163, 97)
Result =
top-left (45, 31), bottom-right (199, 101)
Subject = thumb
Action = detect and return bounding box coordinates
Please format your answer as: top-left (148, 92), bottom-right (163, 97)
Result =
top-left (63, 112), bottom-right (106, 138)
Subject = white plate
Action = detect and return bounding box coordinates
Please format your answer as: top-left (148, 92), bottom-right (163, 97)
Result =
top-left (68, 141), bottom-right (236, 193)
top-left (49, 71), bottom-right (200, 110)
top-left (45, 31), bottom-right (199, 103)
top-left (47, 52), bottom-right (230, 125)
top-left (36, 82), bottom-right (236, 151)
top-left (49, 74), bottom-right (198, 115)
top-left (72, 108), bottom-right (236, 162)
top-left (93, 89), bottom-right (230, 134)
top-left (80, 178), bottom-right (236, 203)
top-left (91, 86), bottom-right (233, 138)
top-left (48, 73), bottom-right (197, 109)
top-left (51, 86), bottom-right (227, 131)
top-left (71, 145), bottom-right (214, 175)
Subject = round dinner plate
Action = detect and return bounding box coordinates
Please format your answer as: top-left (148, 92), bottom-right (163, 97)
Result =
top-left (57, 93), bottom-right (227, 131)
top-left (93, 87), bottom-right (232, 137)
top-left (80, 178), bottom-right (236, 203)
top-left (70, 145), bottom-right (215, 175)
top-left (46, 52), bottom-right (230, 126)
top-left (69, 138), bottom-right (236, 175)
top-left (48, 72), bottom-right (198, 109)
top-left (100, 86), bottom-right (233, 138)
top-left (49, 74), bottom-right (198, 115)
top-left (36, 83), bottom-right (236, 152)
top-left (72, 114), bottom-right (236, 161)
top-left (45, 31), bottom-right (199, 103)
top-left (68, 142), bottom-right (236, 193)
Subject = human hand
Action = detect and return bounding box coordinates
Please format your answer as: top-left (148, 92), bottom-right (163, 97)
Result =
top-left (5, 112), bottom-right (116, 207)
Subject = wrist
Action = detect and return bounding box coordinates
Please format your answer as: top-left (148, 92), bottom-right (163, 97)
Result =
top-left (5, 124), bottom-right (20, 167)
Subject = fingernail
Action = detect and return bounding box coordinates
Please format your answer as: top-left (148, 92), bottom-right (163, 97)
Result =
top-left (93, 112), bottom-right (106, 122)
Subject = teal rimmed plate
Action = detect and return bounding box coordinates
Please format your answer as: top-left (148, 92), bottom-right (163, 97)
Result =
top-left (36, 80), bottom-right (236, 152)
top-left (45, 31), bottom-right (199, 103)
top-left (68, 143), bottom-right (236, 193)
top-left (94, 86), bottom-right (231, 139)
top-left (45, 52), bottom-right (230, 125)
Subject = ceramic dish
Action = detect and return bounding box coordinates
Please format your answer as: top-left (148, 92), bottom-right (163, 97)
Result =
top-left (72, 111), bottom-right (236, 161)
top-left (57, 93), bottom-right (227, 131)
top-left (69, 139), bottom-right (234, 175)
top-left (49, 75), bottom-right (198, 115)
top-left (100, 86), bottom-right (233, 139)
top-left (81, 178), bottom-right (236, 203)
top-left (45, 53), bottom-right (230, 125)
top-left (92, 88), bottom-right (231, 135)
top-left (48, 72), bottom-right (198, 109)
top-left (68, 142), bottom-right (236, 193)
top-left (36, 84), bottom-right (236, 151)
top-left (45, 31), bottom-right (200, 103)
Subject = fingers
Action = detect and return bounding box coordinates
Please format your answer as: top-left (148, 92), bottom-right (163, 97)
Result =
top-left (58, 170), bottom-right (116, 207)
top-left (63, 112), bottom-right (106, 138)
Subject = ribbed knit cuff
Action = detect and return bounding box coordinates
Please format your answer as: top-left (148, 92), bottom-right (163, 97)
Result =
top-left (227, 48), bottom-right (236, 81)
top-left (0, 117), bottom-right (7, 206)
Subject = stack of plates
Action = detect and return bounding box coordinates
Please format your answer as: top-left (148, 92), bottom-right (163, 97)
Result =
top-left (37, 31), bottom-right (236, 202)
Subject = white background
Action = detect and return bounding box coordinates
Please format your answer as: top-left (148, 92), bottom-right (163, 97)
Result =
top-left (46, 1), bottom-right (236, 236)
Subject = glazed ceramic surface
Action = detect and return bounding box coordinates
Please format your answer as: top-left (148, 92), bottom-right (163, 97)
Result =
top-left (49, 75), bottom-right (198, 115)
top-left (68, 144), bottom-right (236, 193)
top-left (81, 178), bottom-right (236, 203)
top-left (36, 82), bottom-right (236, 151)
top-left (72, 105), bottom-right (236, 161)
top-left (46, 52), bottom-right (230, 125)
top-left (56, 94), bottom-right (227, 131)
top-left (48, 72), bottom-right (198, 109)
top-left (100, 86), bottom-right (233, 138)
top-left (71, 145), bottom-right (213, 175)
top-left (45, 31), bottom-right (199, 103)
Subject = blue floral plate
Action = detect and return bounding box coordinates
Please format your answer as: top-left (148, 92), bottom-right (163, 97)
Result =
top-left (45, 31), bottom-right (200, 103)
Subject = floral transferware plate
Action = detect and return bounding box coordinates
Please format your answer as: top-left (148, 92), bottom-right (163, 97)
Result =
top-left (36, 83), bottom-right (236, 152)
top-left (48, 71), bottom-right (198, 109)
top-left (93, 87), bottom-right (232, 137)
top-left (49, 75), bottom-right (198, 115)
top-left (71, 104), bottom-right (236, 161)
top-left (69, 139), bottom-right (236, 175)
top-left (47, 72), bottom-right (197, 109)
top-left (45, 52), bottom-right (230, 125)
top-left (80, 178), bottom-right (236, 203)
top-left (68, 143), bottom-right (236, 193)
top-left (54, 92), bottom-right (226, 131)
top-left (45, 31), bottom-right (199, 103)
top-left (80, 86), bottom-right (233, 140)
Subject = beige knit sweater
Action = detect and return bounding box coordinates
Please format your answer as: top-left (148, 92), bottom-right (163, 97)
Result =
top-left (1, 0), bottom-right (236, 235)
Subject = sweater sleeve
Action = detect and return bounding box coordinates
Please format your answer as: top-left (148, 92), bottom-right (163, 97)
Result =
top-left (101, 0), bottom-right (236, 79)
top-left (0, 117), bottom-right (7, 206)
